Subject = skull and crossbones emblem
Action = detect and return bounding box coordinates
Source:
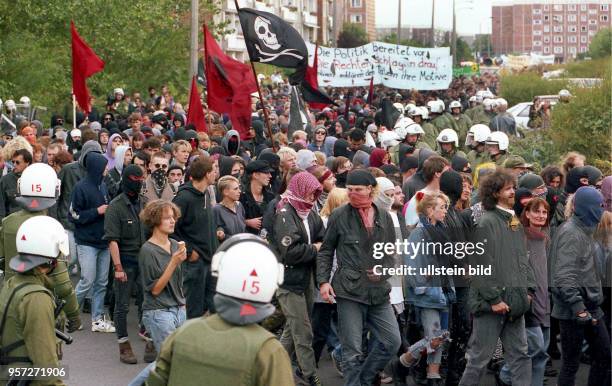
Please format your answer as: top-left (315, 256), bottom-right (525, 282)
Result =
top-left (252, 16), bottom-right (304, 63)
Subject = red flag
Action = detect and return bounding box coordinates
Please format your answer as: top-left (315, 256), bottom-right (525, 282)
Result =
top-left (367, 76), bottom-right (374, 106)
top-left (204, 25), bottom-right (257, 140)
top-left (304, 45), bottom-right (329, 110)
top-left (186, 76), bottom-right (207, 132)
top-left (71, 21), bottom-right (104, 114)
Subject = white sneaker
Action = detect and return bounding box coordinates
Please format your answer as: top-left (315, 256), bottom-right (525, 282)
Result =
top-left (92, 319), bottom-right (116, 333)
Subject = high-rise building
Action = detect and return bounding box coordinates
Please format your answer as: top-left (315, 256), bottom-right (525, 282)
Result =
top-left (343, 0), bottom-right (377, 41)
top-left (492, 0), bottom-right (611, 62)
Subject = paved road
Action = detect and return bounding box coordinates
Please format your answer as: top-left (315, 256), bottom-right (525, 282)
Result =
top-left (61, 303), bottom-right (588, 386)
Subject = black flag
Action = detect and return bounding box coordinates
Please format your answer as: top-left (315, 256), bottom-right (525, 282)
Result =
top-left (238, 8), bottom-right (307, 69)
top-left (300, 81), bottom-right (335, 106)
top-left (381, 98), bottom-right (401, 129)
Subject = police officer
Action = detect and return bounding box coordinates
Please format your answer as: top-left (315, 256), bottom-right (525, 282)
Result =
top-left (146, 234), bottom-right (294, 386)
top-left (449, 100), bottom-right (472, 142)
top-left (485, 131), bottom-right (510, 167)
top-left (410, 107), bottom-right (438, 149)
top-left (0, 163), bottom-right (81, 332)
top-left (428, 100), bottom-right (456, 134)
top-left (465, 124), bottom-right (491, 170)
top-left (436, 128), bottom-right (467, 162)
top-left (389, 118), bottom-right (432, 165)
top-left (0, 216), bottom-right (69, 386)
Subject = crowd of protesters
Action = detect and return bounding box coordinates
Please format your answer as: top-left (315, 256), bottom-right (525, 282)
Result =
top-left (0, 71), bottom-right (609, 386)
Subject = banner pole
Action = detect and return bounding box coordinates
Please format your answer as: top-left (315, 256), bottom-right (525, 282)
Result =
top-left (72, 92), bottom-right (77, 129)
top-left (233, 0), bottom-right (276, 151)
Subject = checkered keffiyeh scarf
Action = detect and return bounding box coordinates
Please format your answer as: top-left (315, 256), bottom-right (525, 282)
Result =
top-left (277, 171), bottom-right (322, 219)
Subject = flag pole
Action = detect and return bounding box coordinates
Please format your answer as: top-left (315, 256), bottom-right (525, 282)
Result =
top-left (233, 0), bottom-right (276, 152)
top-left (72, 92), bottom-right (77, 129)
top-left (203, 24), bottom-right (212, 134)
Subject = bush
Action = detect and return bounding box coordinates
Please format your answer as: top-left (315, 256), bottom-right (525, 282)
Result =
top-left (500, 73), bottom-right (568, 107)
top-left (548, 76), bottom-right (611, 172)
top-left (512, 76), bottom-right (611, 174)
top-left (552, 56), bottom-right (611, 78)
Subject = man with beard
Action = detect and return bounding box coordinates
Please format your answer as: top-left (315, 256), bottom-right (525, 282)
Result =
top-left (459, 169), bottom-right (536, 386)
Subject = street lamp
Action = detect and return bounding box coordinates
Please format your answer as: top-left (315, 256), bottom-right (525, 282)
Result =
top-left (452, 0), bottom-right (474, 66)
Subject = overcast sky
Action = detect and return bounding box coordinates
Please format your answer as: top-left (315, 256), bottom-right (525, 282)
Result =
top-left (376, 0), bottom-right (493, 36)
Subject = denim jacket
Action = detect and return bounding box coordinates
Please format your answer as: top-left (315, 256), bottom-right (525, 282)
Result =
top-left (404, 218), bottom-right (455, 309)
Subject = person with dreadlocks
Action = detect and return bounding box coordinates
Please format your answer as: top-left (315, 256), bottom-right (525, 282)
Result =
top-left (272, 171), bottom-right (325, 386)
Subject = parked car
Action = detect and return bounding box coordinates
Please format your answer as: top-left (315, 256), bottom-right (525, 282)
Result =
top-left (508, 95), bottom-right (559, 130)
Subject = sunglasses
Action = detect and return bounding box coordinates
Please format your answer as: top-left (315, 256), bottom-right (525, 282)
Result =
top-left (315, 131), bottom-right (326, 135)
top-left (154, 163), bottom-right (168, 169)
top-left (13, 160), bottom-right (22, 165)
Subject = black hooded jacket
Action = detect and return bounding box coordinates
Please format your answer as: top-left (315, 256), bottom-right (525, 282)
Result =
top-left (172, 181), bottom-right (218, 262)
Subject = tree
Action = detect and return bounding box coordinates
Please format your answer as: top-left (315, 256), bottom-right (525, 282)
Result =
top-left (337, 23), bottom-right (369, 48)
top-left (0, 0), bottom-right (228, 116)
top-left (381, 33), bottom-right (423, 47)
top-left (472, 35), bottom-right (492, 56)
top-left (455, 38), bottom-right (473, 62)
top-left (588, 28), bottom-right (612, 59)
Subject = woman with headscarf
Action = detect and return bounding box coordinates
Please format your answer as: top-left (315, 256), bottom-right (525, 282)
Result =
top-left (105, 133), bottom-right (125, 171)
top-left (105, 145), bottom-right (133, 199)
top-left (272, 172), bottom-right (324, 386)
top-left (369, 148), bottom-right (389, 168)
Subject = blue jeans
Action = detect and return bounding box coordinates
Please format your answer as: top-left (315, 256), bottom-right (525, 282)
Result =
top-left (142, 306), bottom-right (186, 352)
top-left (128, 362), bottom-right (155, 386)
top-left (336, 298), bottom-right (402, 386)
top-left (419, 308), bottom-right (449, 365)
top-left (500, 326), bottom-right (550, 386)
top-left (74, 244), bottom-right (110, 320)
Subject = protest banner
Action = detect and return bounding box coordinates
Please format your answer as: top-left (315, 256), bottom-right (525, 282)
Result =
top-left (306, 42), bottom-right (452, 90)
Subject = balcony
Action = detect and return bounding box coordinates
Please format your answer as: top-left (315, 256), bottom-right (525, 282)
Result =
top-left (225, 34), bottom-right (246, 51)
top-left (303, 11), bottom-right (318, 27)
top-left (282, 7), bottom-right (298, 23)
top-left (255, 1), bottom-right (275, 14)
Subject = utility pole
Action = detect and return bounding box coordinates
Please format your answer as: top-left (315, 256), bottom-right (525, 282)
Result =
top-left (452, 0), bottom-right (457, 65)
top-left (397, 0), bottom-right (402, 45)
top-left (190, 0), bottom-right (199, 81)
top-left (431, 0), bottom-right (436, 46)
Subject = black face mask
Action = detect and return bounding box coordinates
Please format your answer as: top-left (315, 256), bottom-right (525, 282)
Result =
top-left (231, 172), bottom-right (241, 179)
top-left (121, 165), bottom-right (144, 201)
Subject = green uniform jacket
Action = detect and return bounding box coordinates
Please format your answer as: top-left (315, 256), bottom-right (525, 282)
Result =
top-left (146, 314), bottom-right (294, 386)
top-left (443, 112), bottom-right (460, 132)
top-left (466, 150), bottom-right (490, 171)
top-left (0, 210), bottom-right (80, 324)
top-left (468, 105), bottom-right (491, 125)
top-left (421, 122), bottom-right (439, 150)
top-left (0, 273), bottom-right (65, 386)
top-left (437, 149), bottom-right (467, 163)
top-left (452, 114), bottom-right (472, 144)
top-left (468, 208), bottom-right (536, 320)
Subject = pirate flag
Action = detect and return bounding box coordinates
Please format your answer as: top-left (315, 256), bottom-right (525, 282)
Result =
top-left (238, 8), bottom-right (307, 80)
